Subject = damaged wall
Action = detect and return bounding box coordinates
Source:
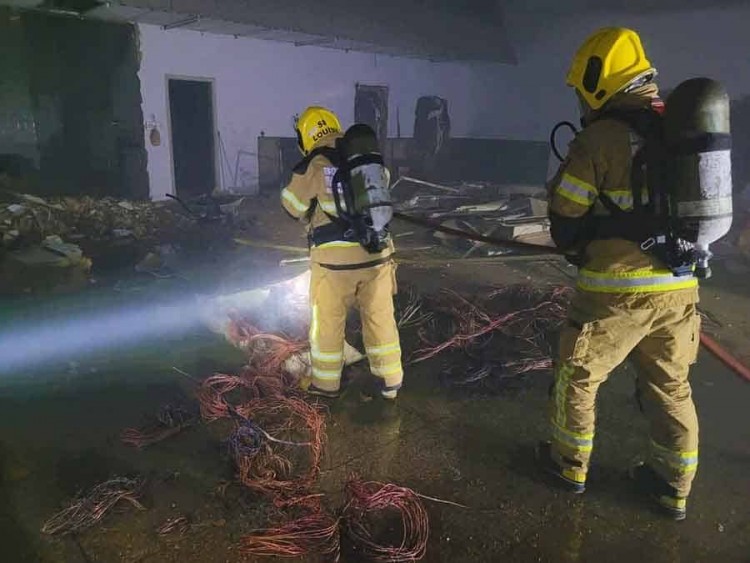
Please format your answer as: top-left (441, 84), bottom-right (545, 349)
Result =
top-left (138, 4), bottom-right (750, 199)
top-left (0, 9), bottom-right (149, 199)
top-left (137, 24), bottom-right (523, 199)
top-left (0, 9), bottom-right (37, 180)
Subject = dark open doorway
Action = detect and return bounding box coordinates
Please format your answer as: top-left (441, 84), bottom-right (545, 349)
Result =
top-left (168, 78), bottom-right (217, 197)
top-left (355, 84), bottom-right (389, 143)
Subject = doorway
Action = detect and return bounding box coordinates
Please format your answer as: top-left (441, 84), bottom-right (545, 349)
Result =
top-left (355, 84), bottom-right (389, 143)
top-left (167, 78), bottom-right (217, 197)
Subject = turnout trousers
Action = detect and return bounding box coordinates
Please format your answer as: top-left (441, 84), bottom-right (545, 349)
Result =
top-left (309, 260), bottom-right (403, 393)
top-left (550, 300), bottom-right (701, 497)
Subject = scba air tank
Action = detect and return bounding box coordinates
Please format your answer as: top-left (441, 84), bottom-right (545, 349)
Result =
top-left (339, 124), bottom-right (393, 252)
top-left (664, 77), bottom-right (733, 278)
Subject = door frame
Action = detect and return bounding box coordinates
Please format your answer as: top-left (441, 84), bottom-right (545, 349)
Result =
top-left (165, 74), bottom-right (220, 197)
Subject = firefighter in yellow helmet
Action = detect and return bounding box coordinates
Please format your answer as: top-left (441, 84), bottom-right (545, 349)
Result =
top-left (281, 106), bottom-right (403, 400)
top-left (538, 28), bottom-right (701, 520)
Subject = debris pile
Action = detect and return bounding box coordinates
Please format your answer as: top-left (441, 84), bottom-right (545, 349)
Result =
top-left (0, 191), bottom-right (195, 251)
top-left (193, 323), bottom-right (430, 560)
top-left (394, 178), bottom-right (552, 255)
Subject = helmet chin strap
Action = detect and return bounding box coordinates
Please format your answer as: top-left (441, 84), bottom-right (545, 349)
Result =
top-left (291, 113), bottom-right (305, 154)
top-left (576, 91), bottom-right (595, 128)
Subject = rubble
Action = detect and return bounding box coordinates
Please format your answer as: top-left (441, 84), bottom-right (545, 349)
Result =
top-left (393, 178), bottom-right (551, 256)
top-left (423, 198), bottom-right (551, 255)
top-left (0, 236), bottom-right (92, 294)
top-left (0, 188), bottom-right (244, 292)
top-left (0, 191), bottom-right (196, 249)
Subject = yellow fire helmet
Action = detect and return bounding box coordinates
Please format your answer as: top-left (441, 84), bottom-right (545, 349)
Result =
top-left (566, 27), bottom-right (656, 111)
top-left (294, 106), bottom-right (342, 155)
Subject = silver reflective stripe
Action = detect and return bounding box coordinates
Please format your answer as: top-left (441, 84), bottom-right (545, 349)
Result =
top-left (558, 176), bottom-right (596, 204)
top-left (579, 273), bottom-right (678, 288)
top-left (607, 190), bottom-right (633, 210)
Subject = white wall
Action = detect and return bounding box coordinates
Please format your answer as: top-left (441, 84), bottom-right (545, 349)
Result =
top-left (138, 5), bottom-right (750, 199)
top-left (137, 24), bottom-right (525, 199)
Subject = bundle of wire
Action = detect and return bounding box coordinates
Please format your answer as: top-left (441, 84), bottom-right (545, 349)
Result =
top-left (408, 285), bottom-right (570, 391)
top-left (229, 398), bottom-right (326, 504)
top-left (157, 515), bottom-right (190, 535)
top-left (225, 317), bottom-right (308, 376)
top-left (239, 508), bottom-right (341, 559)
top-left (196, 373), bottom-right (250, 421)
top-left (121, 403), bottom-right (197, 448)
top-left (396, 285), bottom-right (435, 330)
top-left (41, 477), bottom-right (145, 535)
top-left (342, 475), bottom-right (429, 562)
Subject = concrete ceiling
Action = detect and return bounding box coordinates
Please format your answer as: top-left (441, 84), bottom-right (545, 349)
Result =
top-left (2, 0), bottom-right (745, 62)
top-left (0, 0), bottom-right (517, 63)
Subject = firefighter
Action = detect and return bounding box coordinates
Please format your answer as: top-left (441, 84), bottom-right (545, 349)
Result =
top-left (538, 28), bottom-right (701, 521)
top-left (281, 106), bottom-right (403, 400)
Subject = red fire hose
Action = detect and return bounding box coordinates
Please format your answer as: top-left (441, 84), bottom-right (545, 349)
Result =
top-left (699, 332), bottom-right (750, 383)
top-left (394, 211), bottom-right (750, 383)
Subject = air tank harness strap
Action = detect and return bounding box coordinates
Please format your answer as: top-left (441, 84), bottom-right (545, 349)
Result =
top-left (309, 221), bottom-right (356, 247)
top-left (345, 152), bottom-right (385, 170)
top-left (318, 256), bottom-right (393, 271)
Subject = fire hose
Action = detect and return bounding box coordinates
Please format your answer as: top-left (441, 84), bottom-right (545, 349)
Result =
top-left (393, 211), bottom-right (750, 383)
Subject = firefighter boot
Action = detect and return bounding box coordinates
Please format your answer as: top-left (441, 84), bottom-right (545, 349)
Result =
top-left (630, 463), bottom-right (687, 521)
top-left (536, 441), bottom-right (586, 494)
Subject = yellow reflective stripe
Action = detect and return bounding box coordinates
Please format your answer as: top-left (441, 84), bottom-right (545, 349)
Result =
top-left (319, 200), bottom-right (338, 215)
top-left (605, 189), bottom-right (634, 210)
top-left (552, 421), bottom-right (594, 452)
top-left (650, 441), bottom-right (698, 472)
top-left (659, 495), bottom-right (687, 510)
top-left (552, 422), bottom-right (593, 441)
top-left (281, 188), bottom-right (309, 213)
top-left (310, 305), bottom-right (318, 342)
top-left (553, 363), bottom-right (574, 427)
top-left (557, 173), bottom-right (597, 206)
top-left (562, 468), bottom-right (587, 485)
top-left (311, 348), bottom-right (343, 362)
top-left (365, 342), bottom-right (401, 356)
top-left (312, 367), bottom-right (341, 380)
top-left (316, 241), bottom-right (361, 249)
top-left (370, 361), bottom-right (403, 377)
top-left (577, 268), bottom-right (698, 294)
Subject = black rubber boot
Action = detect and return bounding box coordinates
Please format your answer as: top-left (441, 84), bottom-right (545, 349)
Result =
top-left (306, 385), bottom-right (340, 399)
top-left (359, 376), bottom-right (401, 402)
top-left (536, 441), bottom-right (586, 494)
top-left (630, 463), bottom-right (687, 521)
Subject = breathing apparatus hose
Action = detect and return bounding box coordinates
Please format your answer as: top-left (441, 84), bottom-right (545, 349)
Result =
top-left (550, 121), bottom-right (579, 162)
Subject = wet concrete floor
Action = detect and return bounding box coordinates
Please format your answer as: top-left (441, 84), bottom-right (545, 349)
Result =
top-left (0, 247), bottom-right (749, 562)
